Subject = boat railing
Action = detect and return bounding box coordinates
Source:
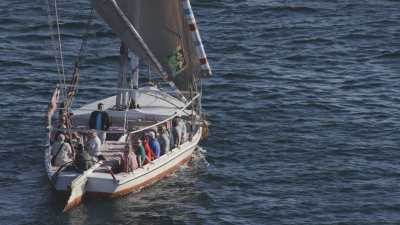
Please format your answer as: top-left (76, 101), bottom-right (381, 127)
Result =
top-left (53, 88), bottom-right (199, 113)
top-left (49, 93), bottom-right (200, 136)
top-left (61, 83), bottom-right (194, 95)
top-left (127, 92), bottom-right (200, 135)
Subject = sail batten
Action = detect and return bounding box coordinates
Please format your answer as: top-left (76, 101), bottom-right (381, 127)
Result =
top-left (91, 0), bottom-right (210, 93)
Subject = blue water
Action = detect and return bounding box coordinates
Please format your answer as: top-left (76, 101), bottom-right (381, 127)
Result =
top-left (1, 0), bottom-right (400, 224)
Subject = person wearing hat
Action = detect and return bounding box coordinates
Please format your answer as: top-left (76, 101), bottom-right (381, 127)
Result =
top-left (51, 134), bottom-right (73, 166)
top-left (88, 102), bottom-right (111, 144)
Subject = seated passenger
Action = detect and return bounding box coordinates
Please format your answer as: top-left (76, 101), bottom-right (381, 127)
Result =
top-left (123, 146), bottom-right (138, 172)
top-left (172, 118), bottom-right (182, 147)
top-left (69, 131), bottom-right (82, 146)
top-left (158, 125), bottom-right (170, 155)
top-left (50, 114), bottom-right (67, 144)
top-left (180, 118), bottom-right (188, 143)
top-left (173, 117), bottom-right (188, 147)
top-left (58, 114), bottom-right (68, 129)
top-left (86, 130), bottom-right (102, 161)
top-left (129, 133), bottom-right (139, 147)
top-left (149, 131), bottom-right (161, 158)
top-left (143, 135), bottom-right (155, 161)
top-left (168, 121), bottom-right (174, 149)
top-left (75, 143), bottom-right (94, 171)
top-left (136, 139), bottom-right (148, 167)
top-left (51, 134), bottom-right (73, 167)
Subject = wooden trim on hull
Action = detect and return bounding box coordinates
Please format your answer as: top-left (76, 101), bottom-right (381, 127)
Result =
top-left (63, 196), bottom-right (84, 212)
top-left (88, 153), bottom-right (193, 198)
top-left (53, 153), bottom-right (193, 199)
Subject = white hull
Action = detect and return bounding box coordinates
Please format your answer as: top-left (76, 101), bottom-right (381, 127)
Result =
top-left (46, 88), bottom-right (204, 210)
top-left (46, 126), bottom-right (201, 199)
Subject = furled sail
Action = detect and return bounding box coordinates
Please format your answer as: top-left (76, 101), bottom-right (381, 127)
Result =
top-left (90, 0), bottom-right (211, 92)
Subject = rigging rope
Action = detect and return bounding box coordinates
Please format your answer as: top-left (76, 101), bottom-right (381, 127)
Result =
top-left (64, 7), bottom-right (94, 111)
top-left (46, 0), bottom-right (65, 100)
top-left (76, 8), bottom-right (94, 65)
top-left (53, 0), bottom-right (67, 94)
top-left (62, 7), bottom-right (95, 155)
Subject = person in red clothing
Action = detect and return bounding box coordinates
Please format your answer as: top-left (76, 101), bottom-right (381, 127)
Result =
top-left (143, 135), bottom-right (155, 163)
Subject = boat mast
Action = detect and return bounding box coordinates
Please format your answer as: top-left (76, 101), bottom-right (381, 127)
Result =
top-left (116, 42), bottom-right (129, 109)
top-left (130, 53), bottom-right (139, 105)
top-left (130, 0), bottom-right (141, 106)
top-left (117, 0), bottom-right (141, 109)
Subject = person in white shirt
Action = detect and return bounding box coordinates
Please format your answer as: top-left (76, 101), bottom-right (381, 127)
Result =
top-left (172, 117), bottom-right (188, 147)
top-left (158, 125), bottom-right (170, 155)
top-left (86, 130), bottom-right (102, 160)
top-left (179, 118), bottom-right (188, 143)
top-left (172, 118), bottom-right (182, 147)
top-left (51, 134), bottom-right (73, 166)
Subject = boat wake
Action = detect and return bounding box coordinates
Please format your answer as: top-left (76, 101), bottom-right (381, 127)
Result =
top-left (193, 147), bottom-right (209, 164)
top-left (188, 146), bottom-right (209, 170)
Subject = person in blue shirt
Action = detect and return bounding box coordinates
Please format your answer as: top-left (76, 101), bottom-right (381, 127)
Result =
top-left (89, 103), bottom-right (111, 144)
top-left (148, 131), bottom-right (161, 159)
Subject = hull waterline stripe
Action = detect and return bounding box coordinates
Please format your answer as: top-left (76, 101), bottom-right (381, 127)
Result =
top-left (118, 138), bottom-right (197, 185)
top-left (88, 154), bottom-right (193, 198)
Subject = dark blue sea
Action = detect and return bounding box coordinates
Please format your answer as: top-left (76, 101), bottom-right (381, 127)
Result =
top-left (1, 0), bottom-right (400, 224)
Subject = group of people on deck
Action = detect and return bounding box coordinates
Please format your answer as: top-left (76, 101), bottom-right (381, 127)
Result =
top-left (50, 129), bottom-right (104, 169)
top-left (50, 101), bottom-right (191, 173)
top-left (123, 116), bottom-right (189, 172)
top-left (50, 102), bottom-right (110, 169)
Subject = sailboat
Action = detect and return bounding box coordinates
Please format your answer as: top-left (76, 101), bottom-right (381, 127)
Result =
top-left (45, 0), bottom-right (211, 211)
